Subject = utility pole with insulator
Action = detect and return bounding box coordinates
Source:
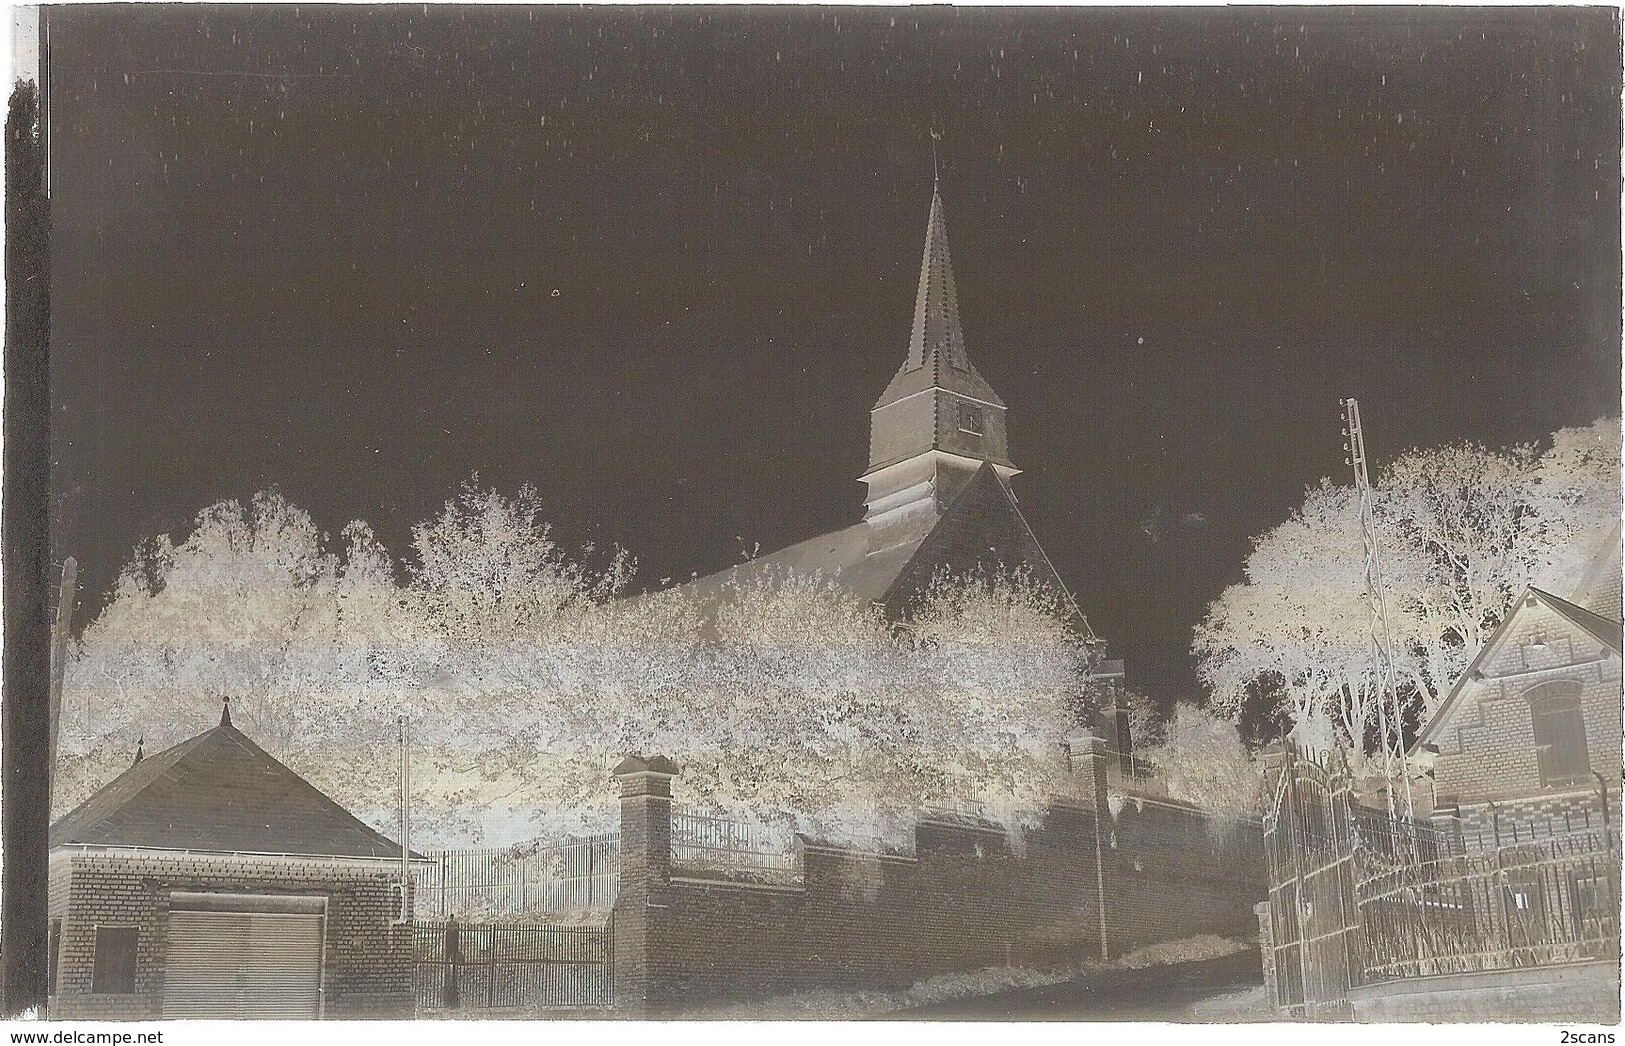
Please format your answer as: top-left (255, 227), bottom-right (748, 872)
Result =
top-left (1340, 398), bottom-right (1414, 824)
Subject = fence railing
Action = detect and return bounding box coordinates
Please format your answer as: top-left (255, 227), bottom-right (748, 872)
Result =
top-left (414, 919), bottom-right (612, 1011)
top-left (670, 807), bottom-right (801, 877)
top-left (417, 835), bottom-right (620, 919)
top-left (1356, 834), bottom-right (1620, 982)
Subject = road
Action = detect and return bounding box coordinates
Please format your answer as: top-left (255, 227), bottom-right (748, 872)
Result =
top-left (893, 947), bottom-right (1265, 1021)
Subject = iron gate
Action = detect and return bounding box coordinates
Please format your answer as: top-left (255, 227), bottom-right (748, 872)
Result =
top-left (1262, 744), bottom-right (1362, 1020)
top-left (414, 917), bottom-right (613, 1012)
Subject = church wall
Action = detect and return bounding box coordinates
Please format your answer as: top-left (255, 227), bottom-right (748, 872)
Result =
top-left (933, 389), bottom-right (1009, 465)
top-left (868, 394), bottom-right (936, 480)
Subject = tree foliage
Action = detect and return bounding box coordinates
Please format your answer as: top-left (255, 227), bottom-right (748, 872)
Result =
top-left (1136, 706), bottom-right (1263, 813)
top-left (1194, 418), bottom-right (1620, 761)
top-left (61, 483), bottom-right (1095, 848)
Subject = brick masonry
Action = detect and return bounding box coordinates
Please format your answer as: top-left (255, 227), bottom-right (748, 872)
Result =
top-left (48, 851), bottom-right (416, 1020)
top-left (609, 737), bottom-right (1265, 1016)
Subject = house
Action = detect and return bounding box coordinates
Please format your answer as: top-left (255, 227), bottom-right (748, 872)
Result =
top-left (48, 700), bottom-right (426, 1020)
top-left (1419, 529), bottom-right (1623, 853)
top-left (1256, 530), bottom-right (1625, 1021)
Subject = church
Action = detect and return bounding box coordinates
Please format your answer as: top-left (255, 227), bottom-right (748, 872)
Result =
top-left (684, 179), bottom-right (1105, 652)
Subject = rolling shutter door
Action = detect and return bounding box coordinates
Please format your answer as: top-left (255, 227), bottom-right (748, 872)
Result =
top-left (162, 895), bottom-right (325, 1019)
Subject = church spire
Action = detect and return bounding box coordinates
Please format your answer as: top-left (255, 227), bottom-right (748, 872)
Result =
top-left (905, 184), bottom-right (970, 374)
top-left (862, 175), bottom-right (1017, 523)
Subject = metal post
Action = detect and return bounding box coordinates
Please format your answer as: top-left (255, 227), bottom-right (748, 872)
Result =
top-left (442, 915), bottom-right (461, 1010)
top-left (1594, 771), bottom-right (1612, 853)
top-left (399, 715), bottom-right (411, 922)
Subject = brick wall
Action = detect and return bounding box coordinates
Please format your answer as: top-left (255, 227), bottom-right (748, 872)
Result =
top-left (1433, 601), bottom-right (1622, 809)
top-left (610, 740), bottom-right (1265, 1016)
top-left (48, 851), bottom-right (415, 1020)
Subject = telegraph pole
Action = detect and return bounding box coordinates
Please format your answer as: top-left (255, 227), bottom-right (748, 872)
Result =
top-left (1340, 398), bottom-right (1414, 822)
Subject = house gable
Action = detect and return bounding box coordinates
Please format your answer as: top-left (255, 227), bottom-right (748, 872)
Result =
top-left (1421, 589), bottom-right (1622, 806)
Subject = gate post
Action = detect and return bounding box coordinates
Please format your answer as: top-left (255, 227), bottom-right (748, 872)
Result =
top-left (611, 754), bottom-right (678, 1018)
top-left (1066, 729), bottom-right (1113, 959)
top-left (442, 915), bottom-right (462, 1010)
top-left (1255, 901), bottom-right (1276, 1009)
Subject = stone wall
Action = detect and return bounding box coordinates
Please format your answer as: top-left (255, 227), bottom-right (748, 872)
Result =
top-left (47, 851), bottom-right (416, 1020)
top-left (1347, 961), bottom-right (1619, 1023)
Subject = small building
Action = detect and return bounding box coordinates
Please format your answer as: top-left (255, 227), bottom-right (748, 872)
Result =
top-left (48, 701), bottom-right (424, 1020)
top-left (1420, 530), bottom-right (1622, 853)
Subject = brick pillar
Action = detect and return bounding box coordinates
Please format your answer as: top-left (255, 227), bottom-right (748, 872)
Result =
top-left (1066, 729), bottom-right (1112, 959)
top-left (1429, 801), bottom-right (1464, 858)
top-left (611, 754), bottom-right (677, 1017)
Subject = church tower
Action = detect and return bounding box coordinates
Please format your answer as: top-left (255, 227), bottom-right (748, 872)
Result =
top-left (679, 171), bottom-right (1083, 630)
top-left (861, 182), bottom-right (1019, 525)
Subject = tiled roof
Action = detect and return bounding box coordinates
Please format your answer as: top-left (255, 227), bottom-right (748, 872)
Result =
top-left (675, 462), bottom-right (1073, 620)
top-left (50, 716), bottom-right (414, 859)
top-left (1531, 586), bottom-right (1624, 654)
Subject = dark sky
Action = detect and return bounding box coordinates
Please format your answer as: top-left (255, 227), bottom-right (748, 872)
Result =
top-left (44, 5), bottom-right (1623, 703)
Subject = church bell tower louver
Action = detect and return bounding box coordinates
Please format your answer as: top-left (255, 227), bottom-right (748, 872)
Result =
top-left (861, 181), bottom-right (1019, 524)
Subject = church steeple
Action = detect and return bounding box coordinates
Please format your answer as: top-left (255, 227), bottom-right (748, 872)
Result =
top-left (862, 180), bottom-right (1018, 523)
top-left (906, 185), bottom-right (970, 373)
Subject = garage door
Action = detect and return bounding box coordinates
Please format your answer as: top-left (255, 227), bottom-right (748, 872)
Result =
top-left (162, 894), bottom-right (326, 1019)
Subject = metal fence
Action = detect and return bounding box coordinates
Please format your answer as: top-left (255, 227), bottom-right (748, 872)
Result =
top-left (417, 835), bottom-right (620, 919)
top-left (414, 918), bottom-right (613, 1012)
top-left (1357, 832), bottom-right (1620, 982)
top-left (670, 807), bottom-right (801, 876)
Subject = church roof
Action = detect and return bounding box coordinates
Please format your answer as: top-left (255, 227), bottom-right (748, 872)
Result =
top-left (51, 706), bottom-right (416, 860)
top-left (681, 512), bottom-right (937, 609)
top-left (678, 461), bottom-right (1077, 622)
top-left (874, 184), bottom-right (1004, 412)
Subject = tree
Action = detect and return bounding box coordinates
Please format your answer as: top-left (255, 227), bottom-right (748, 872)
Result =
top-left (1137, 706), bottom-right (1263, 813)
top-left (1193, 479), bottom-right (1397, 761)
top-left (1195, 419), bottom-right (1622, 759)
top-left (58, 493), bottom-right (396, 817)
top-left (64, 483), bottom-right (1096, 850)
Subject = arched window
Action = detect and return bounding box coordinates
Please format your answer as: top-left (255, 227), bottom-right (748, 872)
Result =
top-left (1526, 680), bottom-right (1589, 787)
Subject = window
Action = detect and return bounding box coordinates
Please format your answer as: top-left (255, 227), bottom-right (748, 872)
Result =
top-left (957, 402), bottom-right (984, 435)
top-left (91, 925), bottom-right (138, 994)
top-left (1527, 681), bottom-right (1589, 787)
